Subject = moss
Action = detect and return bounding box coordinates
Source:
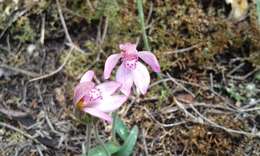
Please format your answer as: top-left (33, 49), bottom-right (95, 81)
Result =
top-left (60, 49), bottom-right (90, 78)
top-left (11, 16), bottom-right (36, 43)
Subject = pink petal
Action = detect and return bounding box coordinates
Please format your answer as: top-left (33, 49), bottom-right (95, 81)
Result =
top-left (80, 70), bottom-right (95, 83)
top-left (96, 81), bottom-right (121, 96)
top-left (91, 95), bottom-right (127, 113)
top-left (120, 43), bottom-right (138, 55)
top-left (138, 51), bottom-right (160, 72)
top-left (119, 43), bottom-right (137, 51)
top-left (83, 107), bottom-right (112, 123)
top-left (104, 54), bottom-right (121, 79)
top-left (73, 81), bottom-right (95, 105)
top-left (132, 62), bottom-right (150, 94)
top-left (116, 64), bottom-right (134, 96)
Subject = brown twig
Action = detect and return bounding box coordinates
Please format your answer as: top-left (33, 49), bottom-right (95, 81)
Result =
top-left (0, 64), bottom-right (39, 77)
top-left (141, 128), bottom-right (149, 156)
top-left (40, 14), bottom-right (46, 45)
top-left (56, 0), bottom-right (87, 54)
top-left (56, 0), bottom-right (72, 44)
top-left (29, 48), bottom-right (73, 82)
top-left (0, 122), bottom-right (47, 149)
top-left (101, 16), bottom-right (109, 44)
top-left (0, 9), bottom-right (28, 40)
top-left (163, 43), bottom-right (201, 55)
top-left (174, 97), bottom-right (203, 123)
top-left (189, 104), bottom-right (260, 137)
top-left (174, 98), bottom-right (260, 138)
top-left (138, 105), bottom-right (187, 128)
top-left (167, 72), bottom-right (196, 97)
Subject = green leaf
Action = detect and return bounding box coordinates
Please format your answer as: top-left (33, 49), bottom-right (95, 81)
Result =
top-left (113, 114), bottom-right (129, 141)
top-left (87, 141), bottom-right (121, 156)
top-left (115, 126), bottom-right (139, 156)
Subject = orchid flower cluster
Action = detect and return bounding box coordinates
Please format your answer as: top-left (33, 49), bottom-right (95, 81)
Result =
top-left (73, 42), bottom-right (160, 123)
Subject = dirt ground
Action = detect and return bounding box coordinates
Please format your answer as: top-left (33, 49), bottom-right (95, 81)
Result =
top-left (0, 0), bottom-right (260, 155)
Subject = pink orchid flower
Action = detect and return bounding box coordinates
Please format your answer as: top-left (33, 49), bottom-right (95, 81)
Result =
top-left (104, 43), bottom-right (160, 96)
top-left (73, 70), bottom-right (127, 123)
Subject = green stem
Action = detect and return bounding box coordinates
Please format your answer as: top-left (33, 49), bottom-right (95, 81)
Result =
top-left (94, 123), bottom-right (110, 156)
top-left (85, 122), bottom-right (92, 154)
top-left (111, 112), bottom-right (117, 142)
top-left (257, 0), bottom-right (260, 25)
top-left (136, 0), bottom-right (150, 51)
top-left (136, 0), bottom-right (169, 91)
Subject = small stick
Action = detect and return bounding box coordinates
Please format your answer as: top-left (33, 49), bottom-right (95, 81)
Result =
top-left (40, 14), bottom-right (46, 45)
top-left (227, 63), bottom-right (245, 76)
top-left (189, 104), bottom-right (260, 137)
top-left (174, 97), bottom-right (203, 123)
top-left (101, 16), bottom-right (109, 44)
top-left (0, 122), bottom-right (47, 149)
top-left (163, 43), bottom-right (201, 55)
top-left (138, 105), bottom-right (187, 128)
top-left (56, 0), bottom-right (86, 54)
top-left (36, 145), bottom-right (44, 156)
top-left (227, 68), bottom-right (258, 80)
top-left (0, 44), bottom-right (10, 53)
top-left (0, 64), bottom-right (39, 77)
top-left (56, 0), bottom-right (72, 43)
top-left (29, 48), bottom-right (73, 82)
top-left (86, 0), bottom-right (94, 12)
top-left (167, 73), bottom-right (195, 97)
top-left (0, 9), bottom-right (28, 40)
top-left (141, 128), bottom-right (149, 156)
top-left (145, 2), bottom-right (153, 26)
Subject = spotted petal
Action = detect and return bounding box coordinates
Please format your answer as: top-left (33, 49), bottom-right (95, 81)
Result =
top-left (73, 81), bottom-right (95, 105)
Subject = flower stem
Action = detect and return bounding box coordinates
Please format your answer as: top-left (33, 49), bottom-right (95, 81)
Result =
top-left (94, 123), bottom-right (110, 156)
top-left (136, 0), bottom-right (150, 51)
top-left (136, 0), bottom-right (169, 91)
top-left (257, 0), bottom-right (260, 25)
top-left (85, 122), bottom-right (92, 154)
top-left (111, 112), bottom-right (117, 142)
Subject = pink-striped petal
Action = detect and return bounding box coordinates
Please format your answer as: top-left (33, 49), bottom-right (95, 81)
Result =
top-left (83, 107), bottom-right (112, 123)
top-left (91, 95), bottom-right (127, 113)
top-left (138, 51), bottom-right (160, 72)
top-left (73, 81), bottom-right (95, 105)
top-left (96, 81), bottom-right (121, 96)
top-left (80, 70), bottom-right (95, 83)
top-left (132, 62), bottom-right (150, 94)
top-left (104, 54), bottom-right (121, 79)
top-left (116, 64), bottom-right (134, 96)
